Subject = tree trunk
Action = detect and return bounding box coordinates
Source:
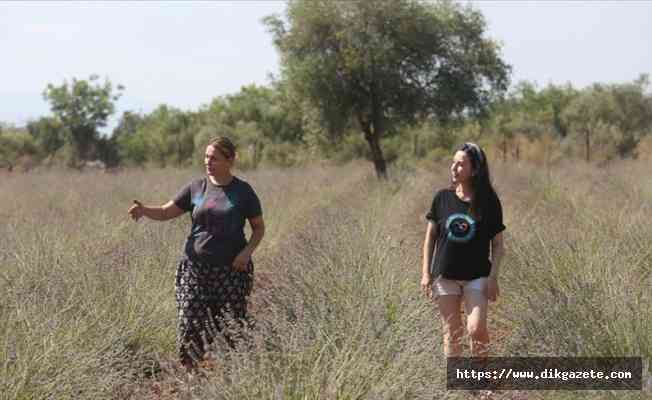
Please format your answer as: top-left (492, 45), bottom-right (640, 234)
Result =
top-left (71, 126), bottom-right (96, 166)
top-left (176, 135), bottom-right (182, 166)
top-left (585, 130), bottom-right (591, 162)
top-left (357, 94), bottom-right (387, 179)
top-left (253, 142), bottom-right (259, 168)
top-left (365, 131), bottom-right (387, 179)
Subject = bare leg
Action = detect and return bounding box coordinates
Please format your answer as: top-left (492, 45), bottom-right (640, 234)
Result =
top-left (463, 289), bottom-right (489, 358)
top-left (437, 294), bottom-right (464, 357)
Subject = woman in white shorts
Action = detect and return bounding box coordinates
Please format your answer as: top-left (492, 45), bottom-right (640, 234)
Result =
top-left (421, 142), bottom-right (505, 357)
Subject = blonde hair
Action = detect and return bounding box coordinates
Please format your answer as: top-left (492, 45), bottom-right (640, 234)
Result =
top-left (207, 136), bottom-right (236, 160)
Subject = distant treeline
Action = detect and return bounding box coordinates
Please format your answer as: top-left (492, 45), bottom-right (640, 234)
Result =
top-left (1, 75), bottom-right (651, 172)
top-left (2, 0), bottom-right (652, 173)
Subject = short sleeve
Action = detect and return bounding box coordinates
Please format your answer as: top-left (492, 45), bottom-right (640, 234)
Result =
top-left (241, 182), bottom-right (262, 219)
top-left (425, 190), bottom-right (441, 222)
top-left (172, 182), bottom-right (193, 212)
top-left (487, 192), bottom-right (506, 239)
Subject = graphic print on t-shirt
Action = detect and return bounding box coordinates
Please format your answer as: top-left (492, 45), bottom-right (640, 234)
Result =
top-left (445, 213), bottom-right (477, 243)
top-left (191, 194), bottom-right (205, 209)
top-left (203, 196), bottom-right (234, 211)
top-left (197, 191), bottom-right (233, 238)
top-left (426, 188), bottom-right (504, 280)
top-left (174, 177), bottom-right (262, 265)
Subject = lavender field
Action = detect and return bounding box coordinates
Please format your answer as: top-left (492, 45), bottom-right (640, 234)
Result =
top-left (0, 160), bottom-right (650, 400)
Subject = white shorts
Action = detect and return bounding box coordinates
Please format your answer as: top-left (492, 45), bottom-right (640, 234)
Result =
top-left (432, 276), bottom-right (488, 298)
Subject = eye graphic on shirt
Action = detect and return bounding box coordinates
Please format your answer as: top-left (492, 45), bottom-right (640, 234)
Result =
top-left (225, 198), bottom-right (234, 209)
top-left (445, 213), bottom-right (476, 243)
top-left (453, 220), bottom-right (469, 232)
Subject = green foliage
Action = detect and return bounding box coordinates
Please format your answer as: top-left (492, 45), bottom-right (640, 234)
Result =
top-left (26, 116), bottom-right (66, 156)
top-left (95, 136), bottom-right (121, 168)
top-left (221, 83), bottom-right (304, 144)
top-left (608, 74), bottom-right (652, 156)
top-left (563, 84), bottom-right (620, 162)
top-left (479, 81), bottom-right (579, 162)
top-left (540, 83), bottom-right (579, 138)
top-left (0, 129), bottom-right (38, 169)
top-left (331, 133), bottom-right (370, 164)
top-left (193, 83), bottom-right (305, 168)
top-left (43, 75), bottom-right (123, 166)
top-left (6, 25), bottom-right (649, 170)
top-left (113, 106), bottom-right (195, 167)
top-left (110, 83), bottom-right (306, 169)
top-left (438, 76), bottom-right (652, 165)
top-left (113, 111), bottom-right (147, 165)
top-left (232, 120), bottom-right (264, 168)
top-left (144, 105), bottom-right (195, 167)
top-left (265, 0), bottom-right (510, 178)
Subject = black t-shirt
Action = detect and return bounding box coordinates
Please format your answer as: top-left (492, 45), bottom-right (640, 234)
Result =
top-left (173, 176), bottom-right (262, 265)
top-left (426, 188), bottom-right (505, 280)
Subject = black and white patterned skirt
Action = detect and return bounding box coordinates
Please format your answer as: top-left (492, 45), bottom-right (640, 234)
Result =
top-left (174, 257), bottom-right (253, 363)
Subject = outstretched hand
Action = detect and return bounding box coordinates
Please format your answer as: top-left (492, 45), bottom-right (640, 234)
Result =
top-left (128, 200), bottom-right (145, 221)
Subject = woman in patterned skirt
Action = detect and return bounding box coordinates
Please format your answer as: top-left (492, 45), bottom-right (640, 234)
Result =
top-left (128, 136), bottom-right (265, 371)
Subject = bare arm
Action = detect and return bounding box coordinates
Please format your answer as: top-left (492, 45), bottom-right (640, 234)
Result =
top-left (244, 215), bottom-right (265, 255)
top-left (486, 231), bottom-right (505, 302)
top-left (128, 200), bottom-right (185, 222)
top-left (233, 215), bottom-right (265, 271)
top-left (489, 232), bottom-right (505, 279)
top-left (421, 221), bottom-right (438, 296)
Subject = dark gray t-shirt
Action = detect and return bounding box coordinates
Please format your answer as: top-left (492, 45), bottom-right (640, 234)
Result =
top-left (173, 176), bottom-right (262, 265)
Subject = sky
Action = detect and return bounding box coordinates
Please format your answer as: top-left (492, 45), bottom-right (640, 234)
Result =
top-left (1, 0), bottom-right (651, 130)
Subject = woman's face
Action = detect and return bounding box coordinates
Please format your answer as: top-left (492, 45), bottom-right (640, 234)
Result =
top-left (205, 145), bottom-right (233, 177)
top-left (450, 150), bottom-right (474, 185)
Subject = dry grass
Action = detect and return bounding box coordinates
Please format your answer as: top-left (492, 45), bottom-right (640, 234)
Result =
top-left (0, 160), bottom-right (650, 400)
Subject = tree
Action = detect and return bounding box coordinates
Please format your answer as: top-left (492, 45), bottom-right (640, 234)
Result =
top-left (498, 81), bottom-right (562, 160)
top-left (0, 129), bottom-right (38, 170)
top-left (146, 105), bottom-right (195, 166)
top-left (562, 85), bottom-right (616, 162)
top-left (26, 116), bottom-right (66, 156)
top-left (489, 99), bottom-right (516, 162)
top-left (608, 74), bottom-right (652, 156)
top-left (43, 75), bottom-right (123, 166)
top-left (539, 83), bottom-right (578, 138)
top-left (222, 84), bottom-right (304, 144)
top-left (113, 111), bottom-right (148, 165)
top-left (562, 76), bottom-right (652, 161)
top-left (120, 105), bottom-right (195, 167)
top-left (265, 0), bottom-right (510, 178)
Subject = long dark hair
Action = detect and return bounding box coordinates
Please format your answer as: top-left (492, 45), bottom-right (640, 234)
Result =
top-left (456, 142), bottom-right (497, 221)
